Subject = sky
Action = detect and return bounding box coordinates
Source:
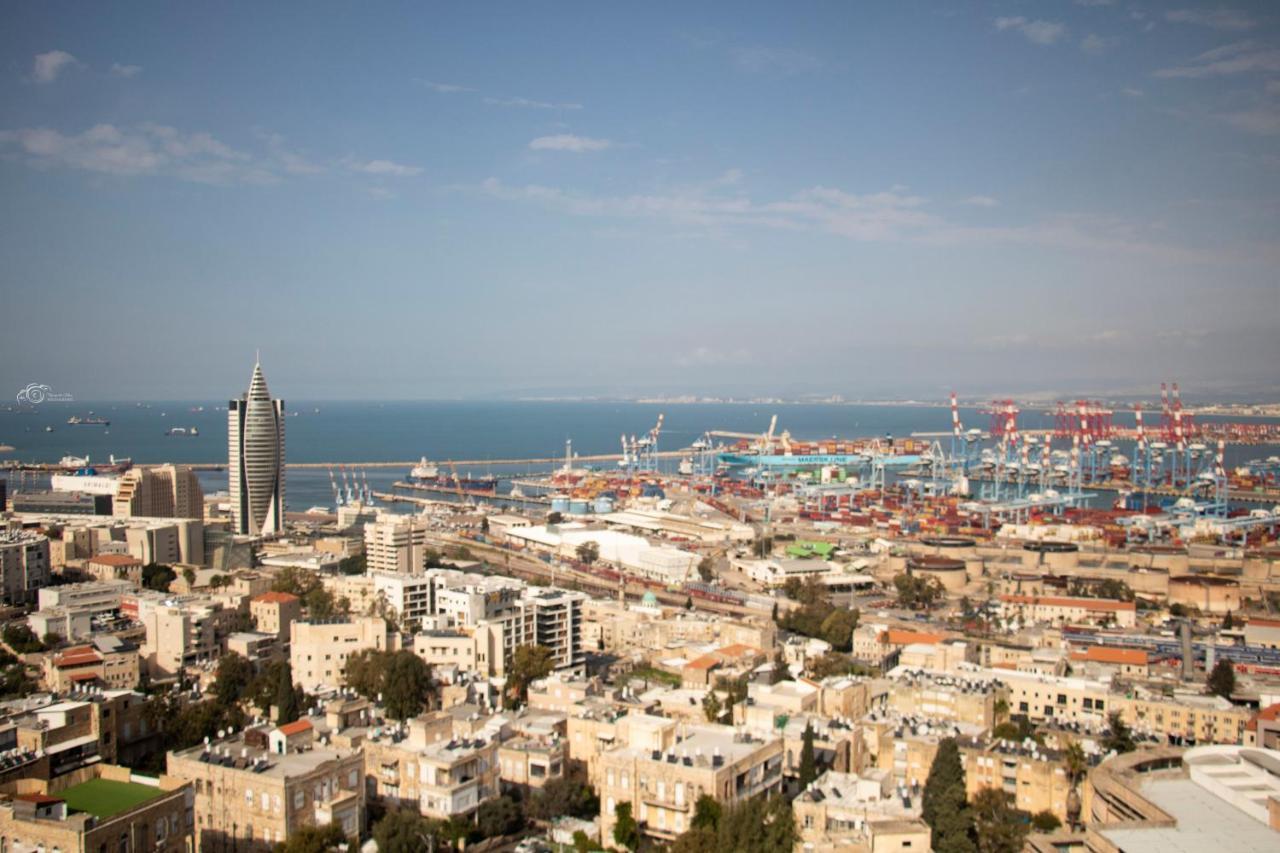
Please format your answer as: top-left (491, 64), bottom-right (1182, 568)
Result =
top-left (1, 1), bottom-right (1277, 402)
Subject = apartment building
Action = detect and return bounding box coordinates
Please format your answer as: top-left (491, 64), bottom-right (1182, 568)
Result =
top-left (498, 735), bottom-right (567, 791)
top-left (363, 515), bottom-right (431, 574)
top-left (0, 531), bottom-right (50, 606)
top-left (596, 717), bottom-right (784, 845)
top-left (417, 736), bottom-right (501, 819)
top-left (250, 591), bottom-right (302, 642)
top-left (793, 770), bottom-right (932, 853)
top-left (43, 639), bottom-right (140, 692)
top-left (0, 764), bottom-right (192, 853)
top-left (113, 463), bottom-right (204, 520)
top-left (959, 738), bottom-right (1073, 820)
top-left (885, 670), bottom-right (1002, 729)
top-left (289, 617), bottom-right (395, 692)
top-left (85, 553), bottom-right (145, 586)
top-left (129, 592), bottom-right (239, 678)
top-left (166, 720), bottom-right (364, 852)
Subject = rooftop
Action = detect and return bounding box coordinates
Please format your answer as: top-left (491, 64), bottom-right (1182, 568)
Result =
top-left (59, 778), bottom-right (164, 819)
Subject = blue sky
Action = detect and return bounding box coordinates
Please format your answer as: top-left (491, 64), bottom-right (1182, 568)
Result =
top-left (1, 1), bottom-right (1277, 401)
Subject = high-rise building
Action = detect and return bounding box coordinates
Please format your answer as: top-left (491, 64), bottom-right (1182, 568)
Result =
top-left (114, 463), bottom-right (204, 520)
top-left (363, 515), bottom-right (431, 573)
top-left (228, 361), bottom-right (285, 536)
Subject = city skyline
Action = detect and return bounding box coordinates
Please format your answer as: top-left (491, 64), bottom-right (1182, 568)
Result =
top-left (1, 3), bottom-right (1277, 401)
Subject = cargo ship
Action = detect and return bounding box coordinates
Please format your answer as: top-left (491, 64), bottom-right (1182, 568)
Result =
top-left (67, 415), bottom-right (110, 426)
top-left (407, 457), bottom-right (498, 491)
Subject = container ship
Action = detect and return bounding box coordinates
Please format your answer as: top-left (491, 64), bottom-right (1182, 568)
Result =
top-left (67, 415), bottom-right (110, 426)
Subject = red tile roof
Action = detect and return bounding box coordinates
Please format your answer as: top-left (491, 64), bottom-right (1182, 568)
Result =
top-left (253, 591), bottom-right (300, 604)
top-left (1070, 646), bottom-right (1149, 666)
top-left (684, 654), bottom-right (721, 671)
top-left (277, 719), bottom-right (313, 736)
top-left (89, 554), bottom-right (142, 567)
top-left (881, 629), bottom-right (944, 646)
top-left (55, 646), bottom-right (102, 668)
top-left (1000, 594), bottom-right (1135, 612)
top-left (15, 794), bottom-right (64, 805)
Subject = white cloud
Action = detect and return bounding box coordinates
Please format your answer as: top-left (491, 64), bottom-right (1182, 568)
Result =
top-left (730, 45), bottom-right (822, 75)
top-left (366, 186), bottom-right (396, 200)
top-left (964, 195), bottom-right (999, 208)
top-left (346, 158), bottom-right (423, 177)
top-left (0, 123), bottom-right (275, 184)
top-left (1220, 104), bottom-right (1280, 134)
top-left (1155, 41), bottom-right (1280, 78)
top-left (32, 50), bottom-right (79, 83)
top-left (1121, 87), bottom-right (1145, 96)
top-left (1080, 34), bottom-right (1112, 54)
top-left (478, 175), bottom-right (1232, 265)
top-left (110, 63), bottom-right (142, 78)
top-left (529, 134), bottom-right (612, 153)
top-left (1165, 9), bottom-right (1257, 31)
top-left (1074, 0), bottom-right (1114, 6)
top-left (995, 17), bottom-right (1068, 45)
top-left (419, 80), bottom-right (472, 93)
top-left (484, 96), bottom-right (583, 110)
top-left (257, 131), bottom-right (324, 175)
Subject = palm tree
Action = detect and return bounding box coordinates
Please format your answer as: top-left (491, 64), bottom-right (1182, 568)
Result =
top-left (1062, 739), bottom-right (1088, 829)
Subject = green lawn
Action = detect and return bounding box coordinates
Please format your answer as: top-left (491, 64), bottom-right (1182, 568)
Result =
top-left (60, 778), bottom-right (164, 818)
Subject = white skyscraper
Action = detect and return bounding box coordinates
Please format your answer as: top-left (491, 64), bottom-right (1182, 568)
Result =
top-left (228, 361), bottom-right (285, 536)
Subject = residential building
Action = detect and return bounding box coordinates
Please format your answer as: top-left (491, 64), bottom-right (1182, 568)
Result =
top-left (43, 638), bottom-right (140, 692)
top-left (85, 553), bottom-right (144, 586)
top-left (793, 770), bottom-right (932, 853)
top-left (114, 463), bottom-right (204, 520)
top-left (596, 718), bottom-right (784, 845)
top-left (417, 736), bottom-right (501, 820)
top-left (0, 764), bottom-right (192, 853)
top-left (228, 361), bottom-right (286, 537)
top-left (250, 591), bottom-right (302, 643)
top-left (290, 617), bottom-right (395, 692)
top-left (0, 532), bottom-right (50, 606)
top-left (166, 720), bottom-right (364, 852)
top-left (128, 592), bottom-right (240, 678)
top-left (363, 516), bottom-right (431, 574)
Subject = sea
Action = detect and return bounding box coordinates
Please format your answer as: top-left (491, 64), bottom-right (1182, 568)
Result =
top-left (3, 401), bottom-right (1277, 513)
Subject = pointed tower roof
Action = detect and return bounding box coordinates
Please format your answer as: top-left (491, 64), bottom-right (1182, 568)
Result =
top-left (248, 362), bottom-right (271, 400)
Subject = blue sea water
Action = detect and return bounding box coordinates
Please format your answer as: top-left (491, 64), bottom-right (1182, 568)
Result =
top-left (3, 400), bottom-right (1276, 513)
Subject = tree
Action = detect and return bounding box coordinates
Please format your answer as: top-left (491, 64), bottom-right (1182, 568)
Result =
top-left (547, 511), bottom-right (563, 525)
top-left (372, 809), bottom-right (446, 853)
top-left (771, 647), bottom-right (790, 684)
top-left (2, 624), bottom-right (45, 654)
top-left (612, 802), bottom-right (639, 851)
top-left (274, 821), bottom-right (346, 853)
top-left (1222, 610), bottom-right (1235, 630)
top-left (691, 794), bottom-right (721, 832)
top-left (275, 661), bottom-right (300, 724)
top-left (142, 563), bottom-right (177, 592)
top-left (383, 652), bottom-right (434, 721)
top-left (1207, 658), bottom-right (1236, 699)
top-left (213, 652), bottom-right (254, 707)
top-left (819, 608), bottom-right (859, 651)
top-left (524, 776), bottom-right (599, 822)
top-left (504, 644), bottom-right (554, 710)
top-left (807, 651), bottom-right (875, 680)
top-left (922, 738), bottom-right (975, 853)
top-left (1102, 712), bottom-right (1135, 754)
top-left (1063, 740), bottom-right (1087, 787)
top-left (575, 541), bottom-right (600, 565)
top-left (476, 795), bottom-right (523, 839)
top-left (702, 690), bottom-right (723, 723)
top-left (1031, 810), bottom-right (1062, 832)
top-left (798, 721), bottom-right (818, 789)
top-left (271, 566), bottom-right (321, 597)
top-left (971, 787), bottom-right (1029, 853)
top-left (893, 573), bottom-right (944, 611)
top-left (698, 556), bottom-right (715, 583)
